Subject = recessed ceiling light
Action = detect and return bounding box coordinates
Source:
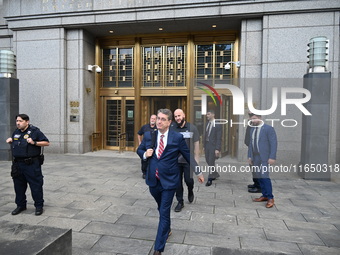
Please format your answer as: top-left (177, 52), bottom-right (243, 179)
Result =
top-left (109, 30), bottom-right (114, 33)
top-left (159, 28), bottom-right (163, 31)
top-left (212, 25), bottom-right (217, 28)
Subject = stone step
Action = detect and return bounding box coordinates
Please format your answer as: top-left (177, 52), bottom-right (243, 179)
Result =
top-left (0, 220), bottom-right (71, 255)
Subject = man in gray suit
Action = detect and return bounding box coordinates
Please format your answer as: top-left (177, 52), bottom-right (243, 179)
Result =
top-left (204, 110), bottom-right (222, 186)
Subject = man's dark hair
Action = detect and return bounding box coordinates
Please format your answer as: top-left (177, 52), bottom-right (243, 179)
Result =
top-left (248, 111), bottom-right (262, 118)
top-left (16, 114), bottom-right (29, 121)
top-left (158, 109), bottom-right (173, 120)
top-left (207, 109), bottom-right (215, 114)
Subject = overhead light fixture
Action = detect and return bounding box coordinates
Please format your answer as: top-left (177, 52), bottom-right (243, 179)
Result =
top-left (212, 25), bottom-right (217, 28)
top-left (87, 65), bottom-right (102, 73)
top-left (224, 61), bottom-right (241, 70)
top-left (109, 30), bottom-right (114, 34)
top-left (159, 28), bottom-right (163, 31)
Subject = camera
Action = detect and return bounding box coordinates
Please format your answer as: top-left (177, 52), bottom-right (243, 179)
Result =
top-left (224, 63), bottom-right (231, 70)
top-left (87, 65), bottom-right (102, 73)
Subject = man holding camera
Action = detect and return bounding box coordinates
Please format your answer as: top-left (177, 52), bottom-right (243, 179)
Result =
top-left (6, 114), bottom-right (50, 216)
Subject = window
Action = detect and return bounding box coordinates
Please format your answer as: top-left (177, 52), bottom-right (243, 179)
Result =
top-left (102, 48), bottom-right (134, 87)
top-left (142, 45), bottom-right (186, 87)
top-left (195, 43), bottom-right (233, 83)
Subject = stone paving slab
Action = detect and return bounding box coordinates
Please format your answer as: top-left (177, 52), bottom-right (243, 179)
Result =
top-left (91, 235), bottom-right (154, 254)
top-left (183, 231), bottom-right (241, 249)
top-left (264, 229), bottom-right (324, 245)
top-left (163, 243), bottom-right (211, 255)
top-left (212, 247), bottom-right (287, 255)
top-left (212, 223), bottom-right (266, 238)
top-left (72, 231), bottom-right (101, 249)
top-left (298, 244), bottom-right (340, 255)
top-left (284, 219), bottom-right (339, 232)
top-left (0, 152), bottom-right (340, 255)
top-left (240, 237), bottom-right (303, 255)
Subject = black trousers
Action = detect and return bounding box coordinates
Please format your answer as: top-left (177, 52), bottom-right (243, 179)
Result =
top-left (175, 163), bottom-right (194, 203)
top-left (13, 158), bottom-right (44, 208)
top-left (205, 146), bottom-right (220, 180)
top-left (141, 159), bottom-right (147, 174)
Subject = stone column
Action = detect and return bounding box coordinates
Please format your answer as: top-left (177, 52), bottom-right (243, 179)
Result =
top-left (0, 77), bottom-right (19, 161)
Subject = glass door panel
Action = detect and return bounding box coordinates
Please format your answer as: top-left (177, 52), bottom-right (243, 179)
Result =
top-left (125, 100), bottom-right (135, 147)
top-left (104, 97), bottom-right (135, 151)
top-left (106, 99), bottom-right (122, 147)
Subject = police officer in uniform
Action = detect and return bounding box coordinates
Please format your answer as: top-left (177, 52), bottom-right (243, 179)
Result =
top-left (171, 109), bottom-right (200, 212)
top-left (6, 114), bottom-right (50, 216)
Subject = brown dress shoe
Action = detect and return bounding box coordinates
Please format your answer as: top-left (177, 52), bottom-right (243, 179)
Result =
top-left (167, 229), bottom-right (172, 241)
top-left (266, 199), bottom-right (275, 208)
top-left (153, 251), bottom-right (161, 255)
top-left (253, 197), bottom-right (268, 202)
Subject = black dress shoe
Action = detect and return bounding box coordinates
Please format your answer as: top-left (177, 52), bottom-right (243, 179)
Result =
top-left (174, 202), bottom-right (184, 212)
top-left (11, 206), bottom-right (27, 215)
top-left (153, 251), bottom-right (161, 255)
top-left (248, 184), bottom-right (256, 188)
top-left (248, 187), bottom-right (262, 193)
top-left (142, 173), bottom-right (146, 179)
top-left (205, 179), bottom-right (212, 186)
top-left (188, 191), bottom-right (194, 203)
top-left (35, 207), bottom-right (44, 216)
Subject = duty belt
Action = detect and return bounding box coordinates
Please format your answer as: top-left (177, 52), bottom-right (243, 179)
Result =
top-left (14, 155), bottom-right (39, 162)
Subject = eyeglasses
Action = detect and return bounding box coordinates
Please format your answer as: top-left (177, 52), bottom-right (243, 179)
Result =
top-left (157, 117), bottom-right (169, 122)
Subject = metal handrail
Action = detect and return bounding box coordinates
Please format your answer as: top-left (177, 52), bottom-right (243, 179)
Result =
top-left (91, 132), bottom-right (101, 151)
top-left (118, 132), bottom-right (127, 153)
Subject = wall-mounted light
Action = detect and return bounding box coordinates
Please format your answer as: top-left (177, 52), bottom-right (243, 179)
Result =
top-left (307, 36), bottom-right (329, 73)
top-left (87, 65), bottom-right (102, 73)
top-left (224, 61), bottom-right (240, 70)
top-left (0, 50), bottom-right (16, 78)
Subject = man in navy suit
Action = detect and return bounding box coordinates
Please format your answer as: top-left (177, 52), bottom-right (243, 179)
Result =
top-left (137, 109), bottom-right (204, 255)
top-left (248, 113), bottom-right (277, 208)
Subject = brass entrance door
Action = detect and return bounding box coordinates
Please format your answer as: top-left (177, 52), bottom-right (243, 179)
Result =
top-left (152, 96), bottom-right (185, 115)
top-left (103, 97), bottom-right (135, 151)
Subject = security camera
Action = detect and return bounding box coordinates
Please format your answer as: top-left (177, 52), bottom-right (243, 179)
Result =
top-left (224, 63), bottom-right (231, 70)
top-left (95, 66), bottom-right (102, 73)
top-left (225, 61), bottom-right (241, 70)
top-left (88, 65), bottom-right (102, 73)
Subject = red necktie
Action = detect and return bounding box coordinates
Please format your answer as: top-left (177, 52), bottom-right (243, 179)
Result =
top-left (156, 135), bottom-right (164, 180)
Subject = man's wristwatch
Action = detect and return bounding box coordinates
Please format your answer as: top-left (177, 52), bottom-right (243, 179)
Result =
top-left (34, 141), bottom-right (37, 146)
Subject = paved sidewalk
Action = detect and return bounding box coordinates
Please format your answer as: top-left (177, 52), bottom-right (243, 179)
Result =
top-left (0, 152), bottom-right (340, 255)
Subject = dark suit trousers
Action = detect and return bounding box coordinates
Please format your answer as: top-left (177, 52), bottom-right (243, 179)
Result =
top-left (149, 180), bottom-right (176, 252)
top-left (253, 155), bottom-right (274, 199)
top-left (141, 159), bottom-right (147, 174)
top-left (175, 163), bottom-right (194, 203)
top-left (204, 144), bottom-right (220, 179)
